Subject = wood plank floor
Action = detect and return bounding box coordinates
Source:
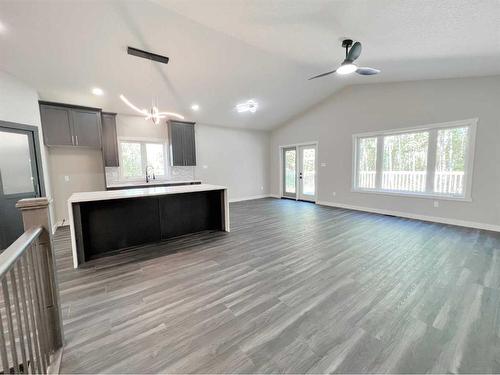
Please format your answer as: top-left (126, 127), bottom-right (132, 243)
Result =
top-left (54, 198), bottom-right (500, 373)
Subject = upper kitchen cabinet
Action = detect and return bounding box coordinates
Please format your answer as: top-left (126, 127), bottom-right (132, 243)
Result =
top-left (168, 120), bottom-right (196, 166)
top-left (39, 104), bottom-right (73, 146)
top-left (101, 112), bottom-right (119, 167)
top-left (39, 101), bottom-right (102, 148)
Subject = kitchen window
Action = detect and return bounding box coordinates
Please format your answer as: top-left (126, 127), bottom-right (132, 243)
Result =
top-left (352, 119), bottom-right (477, 200)
top-left (119, 139), bottom-right (166, 179)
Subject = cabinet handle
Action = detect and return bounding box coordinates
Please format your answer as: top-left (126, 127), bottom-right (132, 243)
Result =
top-left (72, 135), bottom-right (75, 145)
top-left (75, 135), bottom-right (78, 145)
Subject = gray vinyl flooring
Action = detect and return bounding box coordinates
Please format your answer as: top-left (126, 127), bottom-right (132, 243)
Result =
top-left (55, 198), bottom-right (500, 373)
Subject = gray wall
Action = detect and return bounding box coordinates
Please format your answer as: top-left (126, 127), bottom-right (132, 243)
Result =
top-left (270, 76), bottom-right (500, 228)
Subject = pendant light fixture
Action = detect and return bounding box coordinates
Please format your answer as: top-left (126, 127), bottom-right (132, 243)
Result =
top-left (120, 47), bottom-right (184, 125)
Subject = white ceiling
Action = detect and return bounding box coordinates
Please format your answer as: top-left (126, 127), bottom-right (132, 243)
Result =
top-left (1, 0), bottom-right (499, 130)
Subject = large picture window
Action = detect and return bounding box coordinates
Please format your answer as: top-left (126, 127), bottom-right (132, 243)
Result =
top-left (353, 119), bottom-right (477, 200)
top-left (119, 139), bottom-right (166, 179)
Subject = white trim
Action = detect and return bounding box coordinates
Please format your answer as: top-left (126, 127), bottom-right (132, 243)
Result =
top-left (352, 118), bottom-right (477, 201)
top-left (317, 200), bottom-right (500, 232)
top-left (117, 136), bottom-right (169, 181)
top-left (351, 188), bottom-right (473, 202)
top-left (229, 194), bottom-right (271, 203)
top-left (353, 118), bottom-right (478, 138)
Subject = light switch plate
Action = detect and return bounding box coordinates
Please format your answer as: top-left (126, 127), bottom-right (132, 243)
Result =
top-left (433, 200), bottom-right (439, 208)
top-left (321, 162), bottom-right (327, 167)
top-left (64, 175), bottom-right (70, 182)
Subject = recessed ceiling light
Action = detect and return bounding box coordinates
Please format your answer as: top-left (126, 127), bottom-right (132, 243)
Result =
top-left (236, 99), bottom-right (258, 114)
top-left (191, 104), bottom-right (200, 111)
top-left (92, 87), bottom-right (104, 96)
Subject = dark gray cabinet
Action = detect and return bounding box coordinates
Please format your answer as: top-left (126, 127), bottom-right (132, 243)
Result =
top-left (39, 102), bottom-right (102, 148)
top-left (101, 112), bottom-right (119, 167)
top-left (168, 121), bottom-right (196, 166)
top-left (39, 104), bottom-right (73, 146)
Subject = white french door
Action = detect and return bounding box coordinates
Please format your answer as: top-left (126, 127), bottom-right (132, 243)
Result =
top-left (298, 144), bottom-right (317, 201)
top-left (281, 143), bottom-right (317, 202)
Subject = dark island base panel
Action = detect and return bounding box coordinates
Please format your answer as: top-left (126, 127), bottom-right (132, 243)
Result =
top-left (73, 190), bottom-right (223, 264)
top-left (106, 181), bottom-right (201, 190)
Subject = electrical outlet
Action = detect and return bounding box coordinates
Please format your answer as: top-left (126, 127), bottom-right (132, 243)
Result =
top-left (321, 162), bottom-right (327, 167)
top-left (332, 192), bottom-right (336, 197)
top-left (64, 175), bottom-right (70, 182)
top-left (260, 186), bottom-right (264, 190)
top-left (433, 200), bottom-right (439, 208)
top-left (202, 165), bottom-right (208, 169)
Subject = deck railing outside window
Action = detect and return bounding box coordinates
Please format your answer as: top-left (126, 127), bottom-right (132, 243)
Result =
top-left (0, 198), bottom-right (63, 374)
top-left (358, 171), bottom-right (464, 195)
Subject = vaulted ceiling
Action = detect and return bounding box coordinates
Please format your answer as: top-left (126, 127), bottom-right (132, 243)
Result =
top-left (1, 0), bottom-right (499, 130)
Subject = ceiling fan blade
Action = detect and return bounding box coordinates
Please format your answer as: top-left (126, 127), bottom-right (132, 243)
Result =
top-left (356, 67), bottom-right (380, 75)
top-left (308, 69), bottom-right (336, 80)
top-left (347, 41), bottom-right (362, 61)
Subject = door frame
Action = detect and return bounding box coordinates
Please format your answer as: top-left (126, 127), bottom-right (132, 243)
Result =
top-left (279, 141), bottom-right (319, 202)
top-left (0, 120), bottom-right (46, 197)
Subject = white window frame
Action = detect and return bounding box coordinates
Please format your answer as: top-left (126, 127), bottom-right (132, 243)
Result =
top-left (118, 136), bottom-right (169, 181)
top-left (352, 118), bottom-right (477, 201)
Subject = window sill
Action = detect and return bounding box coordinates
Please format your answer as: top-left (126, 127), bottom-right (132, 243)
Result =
top-left (351, 188), bottom-right (472, 202)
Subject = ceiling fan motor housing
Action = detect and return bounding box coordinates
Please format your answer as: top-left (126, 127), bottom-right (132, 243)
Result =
top-left (341, 39), bottom-right (354, 48)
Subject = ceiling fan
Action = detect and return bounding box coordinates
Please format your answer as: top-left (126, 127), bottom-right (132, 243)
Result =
top-left (309, 39), bottom-right (380, 80)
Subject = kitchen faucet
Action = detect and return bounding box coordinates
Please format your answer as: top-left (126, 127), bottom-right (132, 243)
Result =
top-left (146, 166), bottom-right (155, 183)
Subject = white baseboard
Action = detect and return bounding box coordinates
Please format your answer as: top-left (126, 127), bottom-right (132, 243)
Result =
top-left (52, 219), bottom-right (67, 234)
top-left (269, 194), bottom-right (281, 199)
top-left (229, 194), bottom-right (272, 203)
top-left (317, 200), bottom-right (500, 232)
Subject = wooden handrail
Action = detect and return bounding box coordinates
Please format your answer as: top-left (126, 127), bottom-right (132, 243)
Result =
top-left (0, 226), bottom-right (42, 278)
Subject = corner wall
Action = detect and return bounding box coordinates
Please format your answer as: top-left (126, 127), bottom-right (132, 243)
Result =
top-left (270, 76), bottom-right (500, 229)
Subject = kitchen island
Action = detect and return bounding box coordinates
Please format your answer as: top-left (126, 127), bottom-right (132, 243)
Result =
top-left (68, 184), bottom-right (229, 268)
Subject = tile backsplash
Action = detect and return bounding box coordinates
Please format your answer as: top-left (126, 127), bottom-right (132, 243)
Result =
top-left (105, 166), bottom-right (196, 186)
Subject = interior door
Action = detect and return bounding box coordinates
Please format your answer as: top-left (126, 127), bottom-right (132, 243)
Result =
top-left (298, 144), bottom-right (317, 202)
top-left (282, 147), bottom-right (297, 199)
top-left (0, 126), bottom-right (41, 250)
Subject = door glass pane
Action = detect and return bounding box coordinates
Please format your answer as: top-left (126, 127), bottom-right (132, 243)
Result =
top-left (284, 149), bottom-right (296, 194)
top-left (357, 137), bottom-right (377, 189)
top-left (434, 126), bottom-right (468, 195)
top-left (146, 143), bottom-right (165, 176)
top-left (302, 148), bottom-right (315, 195)
top-left (382, 131), bottom-right (429, 192)
top-left (0, 131), bottom-right (34, 194)
top-left (120, 142), bottom-right (142, 178)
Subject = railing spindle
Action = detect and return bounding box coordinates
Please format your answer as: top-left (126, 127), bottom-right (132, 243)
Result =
top-left (0, 309), bottom-right (11, 374)
top-left (2, 278), bottom-right (20, 373)
top-left (9, 268), bottom-right (29, 373)
top-left (16, 260), bottom-right (36, 374)
top-left (26, 247), bottom-right (49, 372)
top-left (21, 255), bottom-right (43, 374)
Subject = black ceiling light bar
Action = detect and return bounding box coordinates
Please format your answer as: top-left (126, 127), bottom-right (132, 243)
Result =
top-left (127, 46), bottom-right (169, 65)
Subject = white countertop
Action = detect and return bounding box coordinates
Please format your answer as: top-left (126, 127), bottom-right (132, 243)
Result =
top-left (106, 179), bottom-right (202, 188)
top-left (68, 184), bottom-right (227, 203)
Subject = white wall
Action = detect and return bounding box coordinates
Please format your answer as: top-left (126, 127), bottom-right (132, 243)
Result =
top-left (48, 148), bottom-right (105, 224)
top-left (195, 124), bottom-right (270, 201)
top-left (271, 76), bottom-right (500, 229)
top-left (0, 71), bottom-right (54, 224)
